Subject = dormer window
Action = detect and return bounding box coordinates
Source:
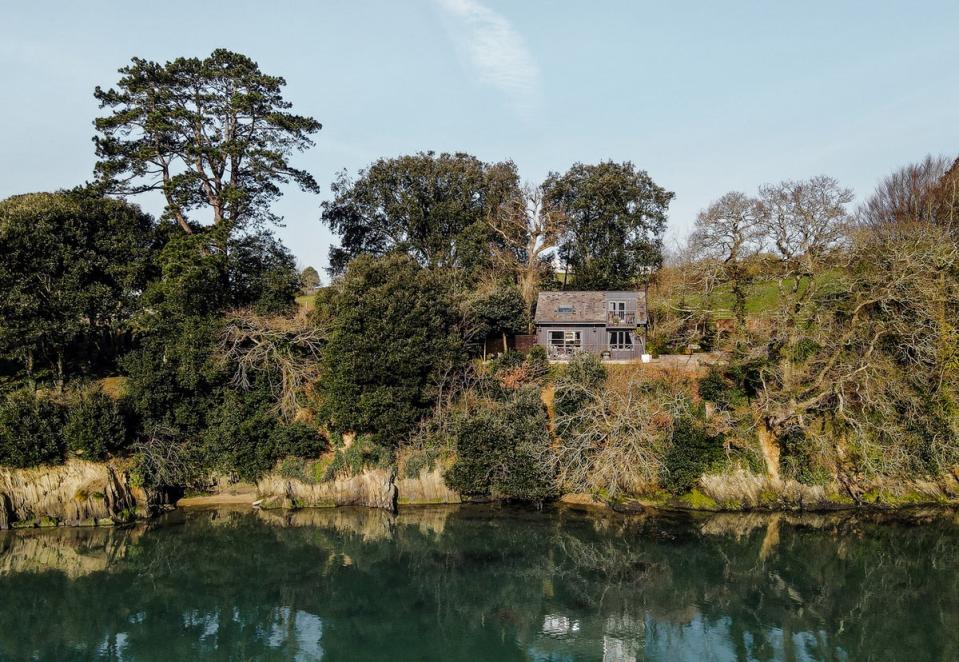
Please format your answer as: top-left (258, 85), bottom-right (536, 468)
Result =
top-left (557, 306), bottom-right (575, 313)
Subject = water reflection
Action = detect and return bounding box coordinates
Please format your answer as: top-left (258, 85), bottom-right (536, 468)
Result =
top-left (0, 505), bottom-right (957, 661)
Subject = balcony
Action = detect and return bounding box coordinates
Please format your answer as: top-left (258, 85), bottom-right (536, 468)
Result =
top-left (606, 311), bottom-right (636, 326)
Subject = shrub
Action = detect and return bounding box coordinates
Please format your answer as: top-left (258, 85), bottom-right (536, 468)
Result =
top-left (317, 254), bottom-right (465, 447)
top-left (488, 349), bottom-right (524, 373)
top-left (323, 434), bottom-right (389, 480)
top-left (779, 425), bottom-right (831, 485)
top-left (200, 387), bottom-right (325, 483)
top-left (661, 416), bottom-right (725, 495)
top-left (0, 391), bottom-right (66, 468)
top-left (553, 353), bottom-right (608, 427)
top-left (551, 372), bottom-right (689, 497)
top-left (63, 387), bottom-right (131, 461)
top-left (445, 387), bottom-right (555, 501)
top-left (697, 368), bottom-right (728, 405)
top-left (526, 345), bottom-right (550, 378)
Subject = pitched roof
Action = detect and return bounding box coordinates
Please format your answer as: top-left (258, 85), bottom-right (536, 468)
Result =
top-left (535, 290), bottom-right (648, 324)
top-left (535, 291), bottom-right (606, 323)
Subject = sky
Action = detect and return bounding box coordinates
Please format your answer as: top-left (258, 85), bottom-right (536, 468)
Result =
top-left (3, 1), bottom-right (958, 273)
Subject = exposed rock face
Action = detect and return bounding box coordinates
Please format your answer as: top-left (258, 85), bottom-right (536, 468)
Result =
top-left (396, 467), bottom-right (461, 505)
top-left (256, 467), bottom-right (398, 510)
top-left (0, 460), bottom-right (148, 529)
top-left (697, 468), bottom-right (959, 510)
top-left (699, 470), bottom-right (827, 510)
top-left (0, 492), bottom-right (11, 529)
top-left (255, 466), bottom-right (463, 511)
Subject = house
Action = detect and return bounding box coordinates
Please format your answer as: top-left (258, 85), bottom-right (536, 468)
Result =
top-left (534, 291), bottom-right (647, 361)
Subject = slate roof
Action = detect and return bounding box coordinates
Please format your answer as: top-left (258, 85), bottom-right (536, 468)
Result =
top-left (534, 291), bottom-right (648, 325)
top-left (535, 291), bottom-right (606, 323)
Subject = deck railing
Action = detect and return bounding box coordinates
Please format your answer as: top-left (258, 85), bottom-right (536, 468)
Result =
top-left (547, 344), bottom-right (583, 359)
top-left (606, 311), bottom-right (636, 326)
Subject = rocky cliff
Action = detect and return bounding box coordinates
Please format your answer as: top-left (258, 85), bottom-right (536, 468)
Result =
top-left (0, 460), bottom-right (158, 529)
top-left (253, 465), bottom-right (462, 511)
top-left (256, 467), bottom-right (398, 510)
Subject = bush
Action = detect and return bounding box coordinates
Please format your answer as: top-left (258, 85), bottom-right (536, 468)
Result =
top-left (63, 387), bottom-right (131, 461)
top-left (553, 353), bottom-right (608, 425)
top-left (324, 434), bottom-right (389, 480)
top-left (200, 387), bottom-right (325, 483)
top-left (445, 387), bottom-right (554, 501)
top-left (526, 345), bottom-right (549, 377)
top-left (0, 391), bottom-right (66, 468)
top-left (488, 349), bottom-right (524, 373)
top-left (697, 368), bottom-right (728, 405)
top-left (661, 417), bottom-right (725, 495)
top-left (317, 254), bottom-right (465, 446)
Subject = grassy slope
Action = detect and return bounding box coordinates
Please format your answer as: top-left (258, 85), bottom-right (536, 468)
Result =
top-left (665, 272), bottom-right (841, 319)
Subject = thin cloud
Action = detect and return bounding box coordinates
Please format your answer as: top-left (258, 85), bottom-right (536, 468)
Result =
top-left (434, 0), bottom-right (542, 118)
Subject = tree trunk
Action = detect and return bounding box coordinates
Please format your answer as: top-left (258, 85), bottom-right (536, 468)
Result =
top-left (55, 351), bottom-right (65, 394)
top-left (756, 419), bottom-right (781, 481)
top-left (502, 331), bottom-right (508, 354)
top-left (25, 350), bottom-right (35, 392)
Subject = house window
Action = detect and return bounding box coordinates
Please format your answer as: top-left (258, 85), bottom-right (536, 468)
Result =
top-left (557, 306), bottom-right (575, 313)
top-left (549, 330), bottom-right (581, 353)
top-left (608, 330), bottom-right (633, 350)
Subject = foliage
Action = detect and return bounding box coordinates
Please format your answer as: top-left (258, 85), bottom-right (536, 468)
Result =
top-left (300, 266), bottom-right (321, 293)
top-left (63, 387), bottom-right (131, 461)
top-left (444, 387), bottom-right (555, 501)
top-left (0, 391), bottom-right (66, 468)
top-left (0, 189), bottom-right (154, 387)
top-left (525, 345), bottom-right (550, 377)
top-left (553, 353), bottom-right (608, 425)
top-left (550, 369), bottom-right (694, 497)
top-left (321, 152), bottom-right (519, 275)
top-left (316, 253), bottom-right (465, 446)
top-left (323, 434), bottom-right (389, 480)
top-left (698, 367), bottom-right (748, 411)
top-left (200, 385), bottom-right (324, 483)
top-left (544, 161), bottom-right (673, 290)
top-left (121, 314), bottom-right (225, 439)
top-left (464, 283), bottom-right (529, 350)
top-left (227, 231), bottom-right (301, 315)
top-left (661, 416), bottom-right (726, 495)
top-left (94, 49), bottom-right (321, 234)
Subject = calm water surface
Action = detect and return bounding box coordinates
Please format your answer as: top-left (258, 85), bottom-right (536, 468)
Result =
top-left (0, 504), bottom-right (957, 661)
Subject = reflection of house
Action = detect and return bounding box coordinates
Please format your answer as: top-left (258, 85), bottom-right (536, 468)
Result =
top-left (534, 291), bottom-right (647, 361)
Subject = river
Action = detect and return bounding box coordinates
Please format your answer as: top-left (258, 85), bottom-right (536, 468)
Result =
top-left (0, 504), bottom-right (956, 661)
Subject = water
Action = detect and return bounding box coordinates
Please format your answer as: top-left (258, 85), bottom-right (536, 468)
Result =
top-left (0, 505), bottom-right (957, 661)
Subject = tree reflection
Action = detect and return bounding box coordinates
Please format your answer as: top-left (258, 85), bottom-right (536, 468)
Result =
top-left (0, 505), bottom-right (957, 661)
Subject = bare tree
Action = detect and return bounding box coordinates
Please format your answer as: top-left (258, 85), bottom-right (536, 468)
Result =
top-left (689, 192), bottom-right (763, 327)
top-left (487, 182), bottom-right (567, 320)
top-left (219, 309), bottom-right (326, 420)
top-left (748, 219), bottom-right (959, 485)
top-left (858, 155), bottom-right (952, 228)
top-left (737, 176), bottom-right (854, 477)
top-left (547, 371), bottom-right (693, 496)
top-left (758, 175), bottom-right (852, 272)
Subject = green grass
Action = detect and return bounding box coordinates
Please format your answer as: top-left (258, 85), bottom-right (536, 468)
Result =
top-left (295, 294), bottom-right (316, 314)
top-left (666, 272), bottom-right (842, 319)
